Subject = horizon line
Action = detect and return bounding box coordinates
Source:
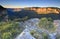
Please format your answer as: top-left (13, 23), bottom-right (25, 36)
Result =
top-left (5, 6), bottom-right (60, 8)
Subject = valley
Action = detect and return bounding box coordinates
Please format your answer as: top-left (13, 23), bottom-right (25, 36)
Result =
top-left (0, 5), bottom-right (60, 39)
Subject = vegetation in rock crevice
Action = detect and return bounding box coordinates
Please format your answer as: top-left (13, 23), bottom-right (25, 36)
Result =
top-left (0, 21), bottom-right (22, 39)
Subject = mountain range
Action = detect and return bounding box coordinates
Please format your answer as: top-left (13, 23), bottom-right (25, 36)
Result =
top-left (0, 5), bottom-right (60, 21)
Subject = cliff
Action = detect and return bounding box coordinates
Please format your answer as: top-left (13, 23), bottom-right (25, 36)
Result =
top-left (24, 7), bottom-right (60, 14)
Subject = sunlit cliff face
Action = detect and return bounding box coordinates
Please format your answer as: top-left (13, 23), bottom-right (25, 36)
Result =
top-left (13, 8), bottom-right (22, 12)
top-left (24, 7), bottom-right (60, 14)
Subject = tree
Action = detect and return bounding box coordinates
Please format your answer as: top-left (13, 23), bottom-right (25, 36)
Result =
top-left (30, 30), bottom-right (49, 39)
top-left (30, 30), bottom-right (43, 39)
top-left (0, 21), bottom-right (22, 39)
top-left (2, 32), bottom-right (11, 39)
top-left (48, 17), bottom-right (53, 22)
top-left (38, 17), bottom-right (56, 33)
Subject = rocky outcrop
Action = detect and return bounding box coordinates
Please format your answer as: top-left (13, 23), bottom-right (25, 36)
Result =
top-left (15, 28), bottom-right (36, 39)
top-left (0, 5), bottom-right (8, 21)
top-left (15, 18), bottom-right (40, 39)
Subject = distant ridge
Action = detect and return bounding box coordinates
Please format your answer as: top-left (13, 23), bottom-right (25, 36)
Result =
top-left (0, 5), bottom-right (60, 21)
top-left (24, 7), bottom-right (60, 14)
top-left (6, 7), bottom-right (60, 14)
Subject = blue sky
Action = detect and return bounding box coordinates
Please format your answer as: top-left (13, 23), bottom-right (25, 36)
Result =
top-left (0, 0), bottom-right (60, 8)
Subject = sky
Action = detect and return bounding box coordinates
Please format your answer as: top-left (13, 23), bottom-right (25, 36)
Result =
top-left (0, 0), bottom-right (60, 8)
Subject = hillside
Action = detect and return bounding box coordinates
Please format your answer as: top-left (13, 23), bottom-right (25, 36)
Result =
top-left (8, 9), bottom-right (60, 20)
